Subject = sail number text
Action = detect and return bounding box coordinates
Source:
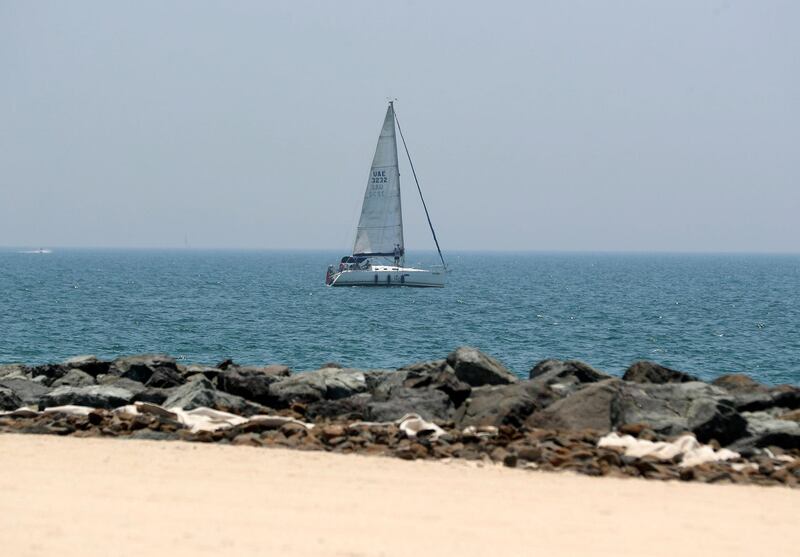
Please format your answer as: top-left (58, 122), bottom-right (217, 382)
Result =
top-left (367, 170), bottom-right (390, 197)
top-left (371, 170), bottom-right (389, 184)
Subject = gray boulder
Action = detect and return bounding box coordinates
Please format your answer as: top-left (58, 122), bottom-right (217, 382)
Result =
top-left (216, 367), bottom-right (282, 407)
top-left (39, 385), bottom-right (135, 410)
top-left (0, 386), bottom-right (23, 410)
top-left (61, 355), bottom-right (110, 376)
top-left (26, 364), bottom-right (70, 385)
top-left (623, 361), bottom-right (699, 384)
top-left (730, 410), bottom-right (800, 451)
top-left (145, 366), bottom-right (184, 389)
top-left (109, 354), bottom-right (178, 384)
top-left (163, 378), bottom-right (263, 416)
top-left (96, 376), bottom-right (148, 396)
top-left (686, 397), bottom-right (747, 445)
top-left (52, 369), bottom-right (96, 388)
top-left (455, 381), bottom-right (551, 428)
top-left (306, 393), bottom-right (372, 420)
top-left (366, 387), bottom-right (452, 422)
top-left (379, 360), bottom-right (472, 407)
top-left (528, 359), bottom-right (610, 396)
top-left (614, 382), bottom-right (734, 437)
top-left (133, 387), bottom-right (173, 405)
top-left (0, 377), bottom-right (50, 405)
top-left (771, 387), bottom-right (800, 410)
top-left (725, 390), bottom-right (776, 412)
top-left (446, 347), bottom-right (517, 387)
top-left (179, 364), bottom-right (223, 381)
top-left (269, 368), bottom-right (373, 405)
top-left (711, 374), bottom-right (800, 412)
top-left (529, 379), bottom-right (749, 445)
top-left (528, 379), bottom-right (623, 432)
top-left (220, 362), bottom-right (291, 378)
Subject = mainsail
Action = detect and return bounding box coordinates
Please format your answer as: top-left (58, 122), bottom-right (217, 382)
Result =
top-left (352, 103), bottom-right (403, 256)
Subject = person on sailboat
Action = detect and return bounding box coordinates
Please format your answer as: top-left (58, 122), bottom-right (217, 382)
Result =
top-left (393, 244), bottom-right (402, 267)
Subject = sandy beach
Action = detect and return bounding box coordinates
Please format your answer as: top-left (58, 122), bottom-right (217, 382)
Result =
top-left (1, 434), bottom-right (797, 557)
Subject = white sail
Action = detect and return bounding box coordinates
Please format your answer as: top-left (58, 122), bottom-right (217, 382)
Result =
top-left (352, 103), bottom-right (403, 256)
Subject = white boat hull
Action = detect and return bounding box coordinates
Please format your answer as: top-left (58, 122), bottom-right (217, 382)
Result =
top-left (329, 265), bottom-right (444, 288)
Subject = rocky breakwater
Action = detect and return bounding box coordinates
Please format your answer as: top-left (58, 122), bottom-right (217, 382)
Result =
top-left (1, 348), bottom-right (799, 487)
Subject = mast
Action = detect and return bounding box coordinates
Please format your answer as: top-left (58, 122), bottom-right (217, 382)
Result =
top-left (393, 106), bottom-right (447, 269)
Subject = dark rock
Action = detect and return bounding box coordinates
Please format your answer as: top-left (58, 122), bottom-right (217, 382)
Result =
top-left (133, 387), bottom-right (172, 405)
top-left (727, 391), bottom-right (777, 412)
top-left (710, 374), bottom-right (778, 411)
top-left (529, 359), bottom-right (610, 384)
top-left (366, 387), bottom-right (452, 422)
top-left (109, 354), bottom-right (178, 384)
top-left (503, 453), bottom-right (518, 468)
top-left (26, 364), bottom-right (70, 384)
top-left (216, 361), bottom-right (292, 378)
top-left (0, 377), bottom-right (50, 405)
top-left (686, 398), bottom-right (747, 445)
top-left (384, 360), bottom-right (472, 407)
top-left (711, 376), bottom-right (800, 413)
top-left (306, 393), bottom-right (371, 420)
top-left (162, 378), bottom-right (264, 416)
top-left (216, 359), bottom-right (235, 370)
top-left (216, 367), bottom-right (282, 406)
top-left (269, 368), bottom-right (372, 405)
top-left (614, 382), bottom-right (732, 437)
top-left (0, 387), bottom-right (22, 410)
top-left (528, 379), bottom-right (623, 432)
top-left (729, 411), bottom-right (800, 451)
top-left (623, 361), bottom-right (699, 384)
top-left (52, 369), bottom-right (95, 388)
top-left (61, 355), bottom-right (110, 376)
top-left (398, 359), bottom-right (449, 376)
top-left (39, 385), bottom-right (135, 409)
top-left (454, 381), bottom-right (551, 428)
top-left (145, 367), bottom-right (184, 389)
top-left (280, 422), bottom-right (308, 437)
top-left (516, 446), bottom-right (543, 462)
top-left (771, 387), bottom-right (800, 410)
top-left (96, 376), bottom-right (148, 396)
top-left (528, 379), bottom-right (747, 443)
top-left (446, 347), bottom-right (517, 387)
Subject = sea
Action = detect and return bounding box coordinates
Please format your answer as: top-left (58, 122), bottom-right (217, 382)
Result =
top-left (1, 249), bottom-right (798, 385)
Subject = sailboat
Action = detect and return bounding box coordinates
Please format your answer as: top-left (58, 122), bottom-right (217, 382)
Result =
top-left (326, 102), bottom-right (446, 288)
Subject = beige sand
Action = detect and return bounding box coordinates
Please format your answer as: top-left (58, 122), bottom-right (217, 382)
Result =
top-left (0, 434), bottom-right (797, 557)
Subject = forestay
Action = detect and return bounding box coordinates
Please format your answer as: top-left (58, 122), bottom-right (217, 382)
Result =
top-left (352, 103), bottom-right (404, 256)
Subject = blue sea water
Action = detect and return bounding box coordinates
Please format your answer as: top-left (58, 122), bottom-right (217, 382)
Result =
top-left (0, 249), bottom-right (798, 385)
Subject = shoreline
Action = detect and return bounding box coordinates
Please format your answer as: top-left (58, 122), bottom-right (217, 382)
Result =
top-left (1, 433), bottom-right (798, 557)
top-left (2, 349), bottom-right (799, 488)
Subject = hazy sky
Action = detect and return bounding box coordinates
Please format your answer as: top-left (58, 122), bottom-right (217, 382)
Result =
top-left (1, 1), bottom-right (798, 252)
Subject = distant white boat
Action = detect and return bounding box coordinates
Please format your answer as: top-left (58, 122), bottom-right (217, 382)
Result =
top-left (20, 248), bottom-right (52, 254)
top-left (326, 102), bottom-right (446, 288)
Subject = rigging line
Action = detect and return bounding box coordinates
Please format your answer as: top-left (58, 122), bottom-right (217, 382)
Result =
top-left (393, 106), bottom-right (447, 270)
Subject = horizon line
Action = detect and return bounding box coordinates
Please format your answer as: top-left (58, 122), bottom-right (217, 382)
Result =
top-left (1, 245), bottom-right (799, 256)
